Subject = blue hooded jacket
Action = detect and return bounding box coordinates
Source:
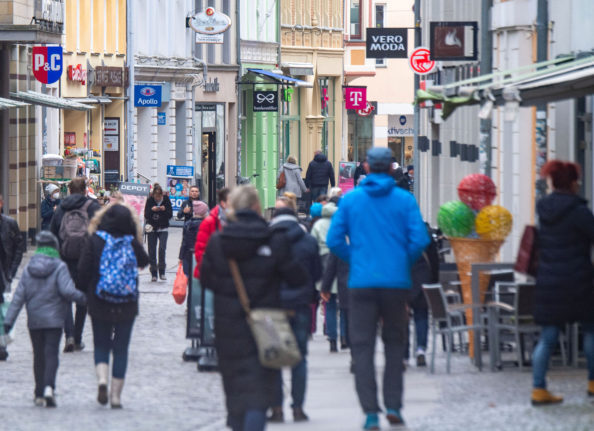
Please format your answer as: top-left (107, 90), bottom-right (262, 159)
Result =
top-left (326, 173), bottom-right (430, 289)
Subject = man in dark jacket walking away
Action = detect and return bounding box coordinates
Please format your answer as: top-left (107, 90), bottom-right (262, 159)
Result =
top-left (327, 147), bottom-right (429, 430)
top-left (49, 178), bottom-right (101, 353)
top-left (3, 231), bottom-right (86, 407)
top-left (268, 197), bottom-right (322, 423)
top-left (0, 193), bottom-right (26, 360)
top-left (305, 150), bottom-right (335, 201)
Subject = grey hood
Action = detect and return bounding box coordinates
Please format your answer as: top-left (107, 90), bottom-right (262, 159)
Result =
top-left (27, 254), bottom-right (61, 278)
top-left (283, 162), bottom-right (302, 171)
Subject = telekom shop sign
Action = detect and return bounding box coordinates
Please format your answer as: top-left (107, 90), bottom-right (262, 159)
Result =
top-left (344, 87), bottom-right (367, 110)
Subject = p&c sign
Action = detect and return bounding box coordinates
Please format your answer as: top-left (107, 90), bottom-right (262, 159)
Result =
top-left (32, 46), bottom-right (63, 84)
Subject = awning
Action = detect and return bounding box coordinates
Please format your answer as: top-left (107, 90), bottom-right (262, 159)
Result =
top-left (416, 54), bottom-right (594, 119)
top-left (10, 91), bottom-right (95, 111)
top-left (68, 97), bottom-right (112, 104)
top-left (280, 62), bottom-right (315, 76)
top-left (241, 69), bottom-right (313, 88)
top-left (0, 97), bottom-right (30, 110)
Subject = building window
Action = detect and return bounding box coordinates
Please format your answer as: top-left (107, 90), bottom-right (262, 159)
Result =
top-left (375, 4), bottom-right (385, 66)
top-left (281, 87), bottom-right (301, 162)
top-left (350, 0), bottom-right (361, 39)
top-left (319, 78), bottom-right (335, 159)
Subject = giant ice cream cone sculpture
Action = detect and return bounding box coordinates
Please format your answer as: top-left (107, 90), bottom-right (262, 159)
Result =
top-left (438, 174), bottom-right (512, 359)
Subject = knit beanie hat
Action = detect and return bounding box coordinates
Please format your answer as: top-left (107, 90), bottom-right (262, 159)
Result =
top-left (36, 231), bottom-right (59, 250)
top-left (192, 200), bottom-right (209, 218)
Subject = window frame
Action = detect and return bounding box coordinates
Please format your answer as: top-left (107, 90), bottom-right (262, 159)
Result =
top-left (349, 0), bottom-right (362, 40)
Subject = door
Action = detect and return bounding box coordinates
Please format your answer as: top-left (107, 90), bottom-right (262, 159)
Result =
top-left (202, 131), bottom-right (217, 208)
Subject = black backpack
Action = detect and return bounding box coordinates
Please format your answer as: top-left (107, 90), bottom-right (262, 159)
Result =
top-left (182, 218), bottom-right (202, 252)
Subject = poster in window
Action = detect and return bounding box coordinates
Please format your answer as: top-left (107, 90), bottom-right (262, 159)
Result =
top-left (104, 135), bottom-right (119, 151)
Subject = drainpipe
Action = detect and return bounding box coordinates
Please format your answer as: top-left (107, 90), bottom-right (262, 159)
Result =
top-left (126, 0), bottom-right (135, 182)
top-left (480, 0), bottom-right (493, 177)
top-left (413, 0), bottom-right (421, 203)
top-left (236, 0), bottom-right (242, 178)
top-left (534, 0), bottom-right (548, 203)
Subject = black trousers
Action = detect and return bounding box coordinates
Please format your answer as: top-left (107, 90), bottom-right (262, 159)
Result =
top-left (349, 289), bottom-right (408, 413)
top-left (147, 231), bottom-right (168, 276)
top-left (29, 328), bottom-right (62, 397)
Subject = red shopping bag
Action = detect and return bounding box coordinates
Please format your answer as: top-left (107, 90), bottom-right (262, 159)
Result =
top-left (172, 263), bottom-right (188, 305)
top-left (514, 225), bottom-right (538, 277)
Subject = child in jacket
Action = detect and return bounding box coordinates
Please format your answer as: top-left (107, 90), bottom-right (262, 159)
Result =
top-left (3, 231), bottom-right (86, 408)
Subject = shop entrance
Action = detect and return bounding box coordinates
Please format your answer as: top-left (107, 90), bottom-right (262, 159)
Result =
top-left (202, 131), bottom-right (217, 208)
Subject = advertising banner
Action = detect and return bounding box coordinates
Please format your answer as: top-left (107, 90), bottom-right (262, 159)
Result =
top-left (339, 161), bottom-right (357, 194)
top-left (118, 182), bottom-right (150, 222)
top-left (166, 165), bottom-right (194, 212)
top-left (366, 28), bottom-right (408, 59)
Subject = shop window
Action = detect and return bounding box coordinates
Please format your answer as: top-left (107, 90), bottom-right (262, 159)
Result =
top-left (348, 111), bottom-right (373, 162)
top-left (375, 5), bottom-right (386, 66)
top-left (319, 78), bottom-right (335, 158)
top-left (350, 0), bottom-right (361, 39)
top-left (195, 104), bottom-right (225, 207)
top-left (281, 86), bottom-right (300, 162)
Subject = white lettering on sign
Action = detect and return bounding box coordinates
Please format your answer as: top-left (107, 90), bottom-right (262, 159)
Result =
top-left (349, 91), bottom-right (364, 107)
top-left (136, 97), bottom-right (159, 106)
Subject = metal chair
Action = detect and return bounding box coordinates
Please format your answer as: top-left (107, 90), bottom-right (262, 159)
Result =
top-left (423, 283), bottom-right (482, 373)
top-left (487, 282), bottom-right (567, 371)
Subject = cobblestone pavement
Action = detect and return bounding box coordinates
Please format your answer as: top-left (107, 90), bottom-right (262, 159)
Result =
top-left (3, 229), bottom-right (594, 430)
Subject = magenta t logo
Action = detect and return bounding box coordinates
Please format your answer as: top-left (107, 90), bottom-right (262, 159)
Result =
top-left (345, 87), bottom-right (367, 110)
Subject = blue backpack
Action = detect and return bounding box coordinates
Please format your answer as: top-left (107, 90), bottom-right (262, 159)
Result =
top-left (95, 231), bottom-right (139, 303)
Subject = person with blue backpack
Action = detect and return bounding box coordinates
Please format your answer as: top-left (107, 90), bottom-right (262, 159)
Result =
top-left (76, 202), bottom-right (149, 409)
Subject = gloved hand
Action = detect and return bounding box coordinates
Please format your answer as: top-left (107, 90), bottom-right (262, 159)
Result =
top-left (3, 324), bottom-right (11, 334)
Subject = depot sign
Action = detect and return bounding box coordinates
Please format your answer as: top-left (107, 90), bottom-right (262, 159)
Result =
top-left (366, 28), bottom-right (408, 59)
top-left (134, 84), bottom-right (162, 107)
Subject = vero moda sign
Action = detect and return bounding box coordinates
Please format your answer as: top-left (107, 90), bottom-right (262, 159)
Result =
top-left (134, 84), bottom-right (162, 107)
top-left (366, 28), bottom-right (408, 59)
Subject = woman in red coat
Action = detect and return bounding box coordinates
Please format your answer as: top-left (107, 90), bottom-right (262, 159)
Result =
top-left (194, 188), bottom-right (229, 279)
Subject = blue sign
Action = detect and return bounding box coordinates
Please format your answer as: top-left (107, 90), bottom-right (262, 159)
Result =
top-left (167, 165), bottom-right (194, 177)
top-left (134, 84), bottom-right (162, 107)
top-left (32, 46), bottom-right (63, 84)
top-left (157, 112), bottom-right (166, 125)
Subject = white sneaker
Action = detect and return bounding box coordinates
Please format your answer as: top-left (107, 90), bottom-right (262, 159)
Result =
top-left (43, 386), bottom-right (56, 407)
top-left (416, 348), bottom-right (427, 367)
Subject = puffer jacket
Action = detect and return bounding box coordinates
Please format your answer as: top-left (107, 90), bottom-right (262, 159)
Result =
top-left (194, 205), bottom-right (224, 279)
top-left (4, 252), bottom-right (86, 329)
top-left (311, 202), bottom-right (338, 255)
top-left (200, 209), bottom-right (307, 416)
top-left (534, 192), bottom-right (594, 325)
top-left (270, 213), bottom-right (322, 308)
top-left (278, 163), bottom-right (307, 198)
top-left (305, 153), bottom-right (336, 188)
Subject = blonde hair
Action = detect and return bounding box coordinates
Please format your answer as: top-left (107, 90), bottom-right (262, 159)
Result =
top-left (228, 185), bottom-right (261, 220)
top-left (287, 155), bottom-right (297, 164)
top-left (276, 196), bottom-right (297, 212)
top-left (328, 187), bottom-right (342, 199)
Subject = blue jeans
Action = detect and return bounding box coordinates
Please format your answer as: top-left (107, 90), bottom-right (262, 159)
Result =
top-left (92, 318), bottom-right (135, 379)
top-left (227, 409), bottom-right (266, 431)
top-left (325, 294), bottom-right (338, 341)
top-left (274, 306), bottom-right (311, 408)
top-left (533, 323), bottom-right (594, 388)
top-left (310, 186), bottom-right (328, 202)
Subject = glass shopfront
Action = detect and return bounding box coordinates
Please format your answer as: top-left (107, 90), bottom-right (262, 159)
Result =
top-left (195, 104), bottom-right (225, 208)
top-left (319, 77), bottom-right (336, 161)
top-left (347, 110), bottom-right (373, 162)
top-left (280, 86), bottom-right (300, 162)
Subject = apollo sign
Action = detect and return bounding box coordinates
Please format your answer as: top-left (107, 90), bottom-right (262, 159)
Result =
top-left (32, 46), bottom-right (63, 84)
top-left (134, 84), bottom-right (162, 107)
top-left (366, 28), bottom-right (408, 59)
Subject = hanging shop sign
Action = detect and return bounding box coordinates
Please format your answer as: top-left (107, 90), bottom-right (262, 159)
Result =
top-left (157, 112), bottom-right (167, 125)
top-left (94, 66), bottom-right (126, 87)
top-left (253, 90), bottom-right (278, 112)
top-left (344, 87), bottom-right (367, 110)
top-left (366, 28), bottom-right (408, 59)
top-left (32, 45), bottom-right (63, 84)
top-left (67, 64), bottom-right (87, 84)
top-left (409, 47), bottom-right (436, 75)
top-left (166, 165), bottom-right (194, 213)
top-left (388, 115), bottom-right (414, 137)
top-left (357, 101), bottom-right (376, 117)
top-left (429, 21), bottom-right (478, 61)
top-left (134, 84), bottom-right (162, 107)
top-left (189, 7), bottom-right (231, 44)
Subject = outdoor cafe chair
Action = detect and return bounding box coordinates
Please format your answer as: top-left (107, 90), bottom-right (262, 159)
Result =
top-left (423, 283), bottom-right (483, 374)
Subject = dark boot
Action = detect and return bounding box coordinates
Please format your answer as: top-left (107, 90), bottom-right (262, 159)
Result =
top-left (267, 407), bottom-right (284, 423)
top-left (340, 337), bottom-right (349, 350)
top-left (293, 407), bottom-right (309, 422)
top-left (329, 340), bottom-right (338, 353)
top-left (0, 347), bottom-right (8, 361)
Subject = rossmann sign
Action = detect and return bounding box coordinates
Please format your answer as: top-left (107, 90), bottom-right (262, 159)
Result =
top-left (134, 84), bottom-right (162, 107)
top-left (366, 28), bottom-right (408, 59)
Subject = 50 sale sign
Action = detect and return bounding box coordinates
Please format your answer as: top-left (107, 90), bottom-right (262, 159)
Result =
top-left (32, 46), bottom-right (63, 84)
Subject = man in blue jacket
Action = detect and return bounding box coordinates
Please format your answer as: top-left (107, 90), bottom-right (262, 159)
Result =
top-left (327, 147), bottom-right (429, 430)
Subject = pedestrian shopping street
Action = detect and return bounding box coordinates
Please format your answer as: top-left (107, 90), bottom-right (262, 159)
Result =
top-left (1, 228), bottom-right (593, 431)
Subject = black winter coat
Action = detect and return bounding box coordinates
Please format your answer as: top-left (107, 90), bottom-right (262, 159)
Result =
top-left (40, 196), bottom-right (59, 231)
top-left (200, 210), bottom-right (307, 416)
top-left (0, 214), bottom-right (25, 302)
top-left (534, 192), bottom-right (594, 325)
top-left (179, 217), bottom-right (202, 260)
top-left (321, 253), bottom-right (350, 309)
top-left (144, 195), bottom-right (173, 230)
top-left (76, 205), bottom-right (149, 322)
top-left (269, 214), bottom-right (322, 308)
top-left (305, 153), bottom-right (336, 188)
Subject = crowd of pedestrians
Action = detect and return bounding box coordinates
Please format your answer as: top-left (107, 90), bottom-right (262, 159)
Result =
top-left (0, 148), bottom-right (592, 431)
